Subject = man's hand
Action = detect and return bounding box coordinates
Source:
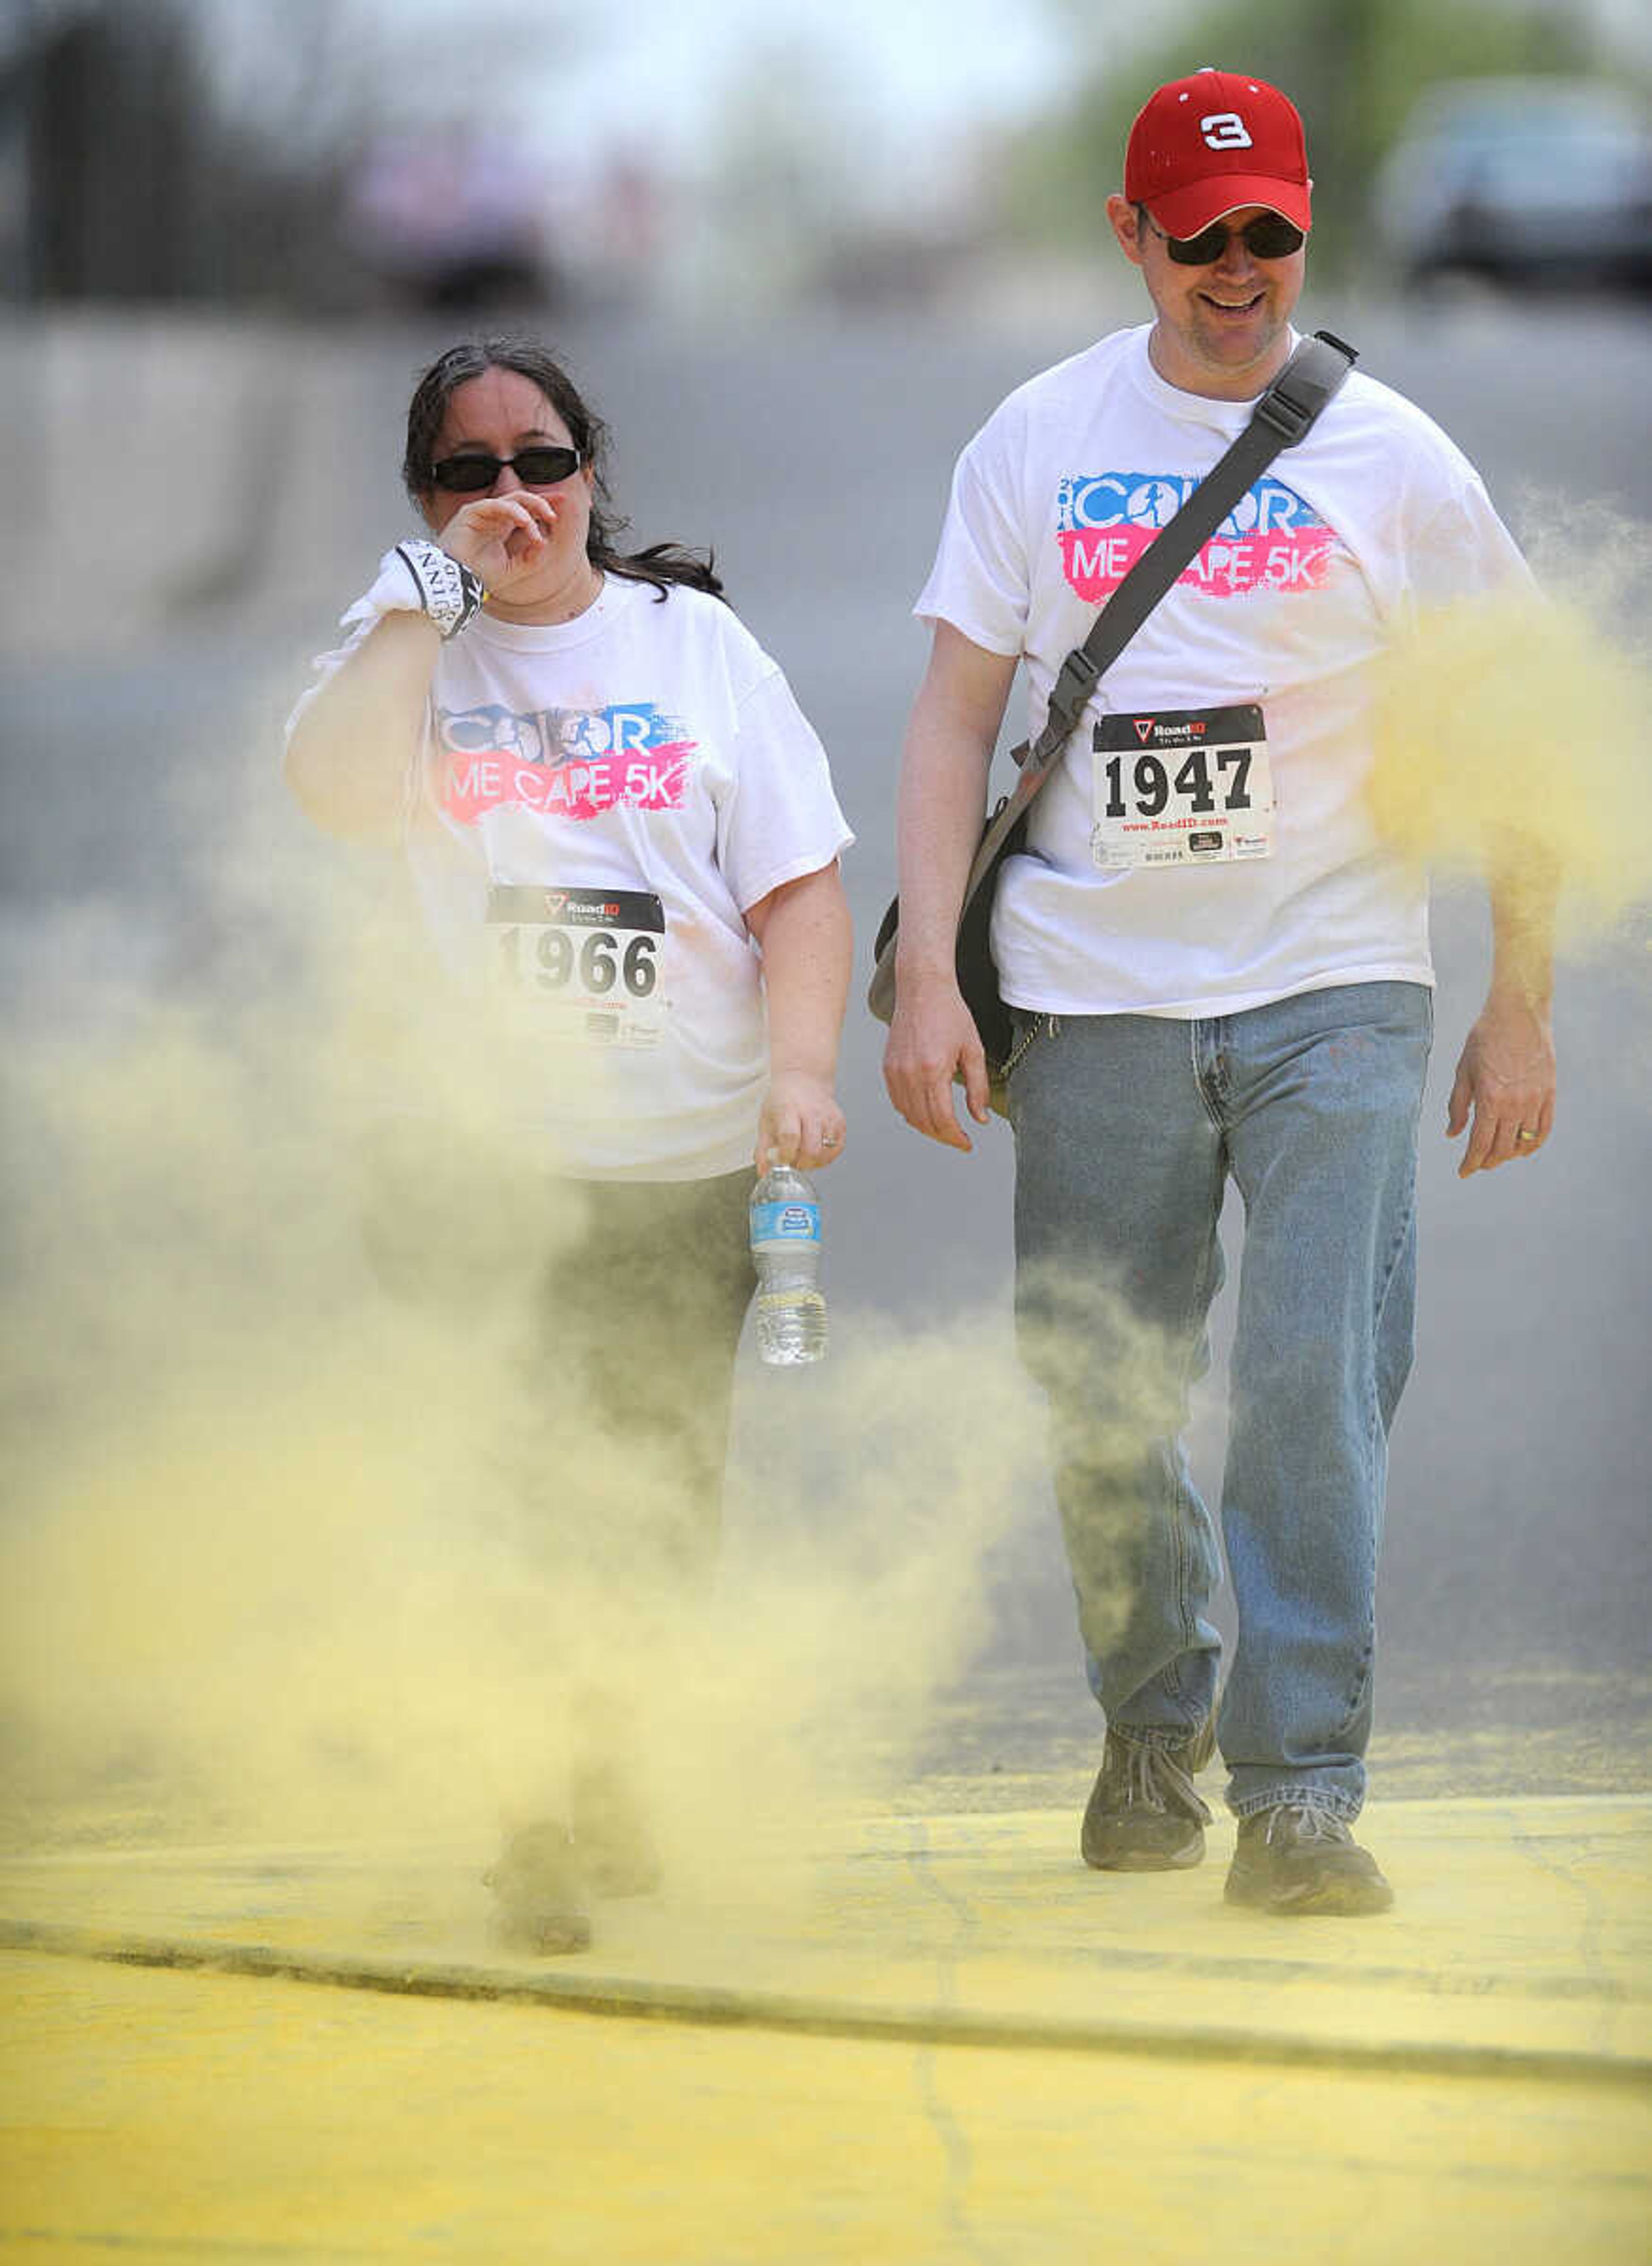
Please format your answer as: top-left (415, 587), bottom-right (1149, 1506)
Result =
top-left (755, 1071), bottom-right (846, 1174)
top-left (1447, 990), bottom-right (1556, 1176)
top-left (882, 626), bottom-right (1018, 1152)
top-left (883, 972), bottom-right (992, 1152)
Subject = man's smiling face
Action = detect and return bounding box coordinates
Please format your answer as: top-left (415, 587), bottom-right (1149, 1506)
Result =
top-left (1106, 197), bottom-right (1305, 399)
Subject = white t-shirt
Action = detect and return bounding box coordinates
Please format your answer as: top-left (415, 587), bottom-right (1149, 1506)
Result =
top-left (292, 574), bottom-right (851, 1179)
top-left (917, 324), bottom-right (1532, 1019)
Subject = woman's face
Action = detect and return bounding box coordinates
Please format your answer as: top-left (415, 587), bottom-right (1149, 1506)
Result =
top-left (420, 367), bottom-right (596, 595)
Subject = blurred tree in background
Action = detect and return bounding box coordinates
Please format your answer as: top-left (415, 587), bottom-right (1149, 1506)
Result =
top-left (999, 0), bottom-right (1602, 276)
top-left (0, 0), bottom-right (576, 309)
top-left (2, 0), bottom-right (1641, 307)
top-left (1, 0), bottom-right (377, 304)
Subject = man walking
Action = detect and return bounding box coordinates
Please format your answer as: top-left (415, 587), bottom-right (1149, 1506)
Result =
top-left (883, 69), bottom-right (1556, 1914)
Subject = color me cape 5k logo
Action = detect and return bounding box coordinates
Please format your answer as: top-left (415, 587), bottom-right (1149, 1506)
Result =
top-left (1056, 472), bottom-right (1336, 602)
top-left (434, 701), bottom-right (695, 824)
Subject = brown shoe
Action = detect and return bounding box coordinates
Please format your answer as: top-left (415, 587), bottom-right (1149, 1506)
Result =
top-left (1224, 1803), bottom-right (1394, 1916)
top-left (1080, 1718), bottom-right (1215, 1871)
top-left (484, 1821), bottom-right (592, 1953)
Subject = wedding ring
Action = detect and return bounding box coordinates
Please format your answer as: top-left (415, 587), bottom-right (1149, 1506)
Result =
top-left (1515, 1128), bottom-right (1538, 1143)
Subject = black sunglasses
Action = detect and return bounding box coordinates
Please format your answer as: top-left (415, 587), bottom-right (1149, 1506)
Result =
top-left (1148, 214), bottom-right (1306, 265)
top-left (429, 445), bottom-right (583, 494)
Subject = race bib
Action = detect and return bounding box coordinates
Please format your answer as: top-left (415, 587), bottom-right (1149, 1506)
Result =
top-left (1091, 704), bottom-right (1275, 870)
top-left (486, 885), bottom-right (667, 1049)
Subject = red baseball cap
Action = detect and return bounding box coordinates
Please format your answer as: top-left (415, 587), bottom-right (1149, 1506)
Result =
top-left (1124, 69), bottom-right (1313, 238)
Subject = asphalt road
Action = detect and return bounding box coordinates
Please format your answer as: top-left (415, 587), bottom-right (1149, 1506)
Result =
top-left (4, 1790), bottom-right (1646, 2261)
top-left (3, 285), bottom-right (1649, 1738)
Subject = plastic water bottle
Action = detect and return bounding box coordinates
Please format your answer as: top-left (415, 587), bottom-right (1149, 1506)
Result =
top-left (750, 1163), bottom-right (827, 1366)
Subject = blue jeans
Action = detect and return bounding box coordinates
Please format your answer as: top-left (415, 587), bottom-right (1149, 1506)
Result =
top-left (1006, 982), bottom-right (1433, 1819)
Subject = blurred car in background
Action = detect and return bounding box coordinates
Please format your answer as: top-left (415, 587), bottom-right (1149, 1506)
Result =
top-left (343, 129), bottom-right (566, 312)
top-left (1373, 78), bottom-right (1652, 293)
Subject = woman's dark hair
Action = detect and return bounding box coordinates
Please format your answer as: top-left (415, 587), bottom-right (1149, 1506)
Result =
top-left (401, 339), bottom-right (724, 602)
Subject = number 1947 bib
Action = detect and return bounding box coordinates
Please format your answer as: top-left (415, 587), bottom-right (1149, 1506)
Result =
top-left (1091, 704), bottom-right (1274, 871)
top-left (487, 884), bottom-right (667, 1050)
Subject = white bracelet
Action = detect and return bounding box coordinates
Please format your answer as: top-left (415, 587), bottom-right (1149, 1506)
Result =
top-left (360, 539), bottom-right (486, 639)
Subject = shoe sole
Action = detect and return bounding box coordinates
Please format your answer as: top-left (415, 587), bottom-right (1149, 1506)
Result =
top-left (494, 1912), bottom-right (593, 1954)
top-left (1083, 1834), bottom-right (1206, 1873)
top-left (1224, 1870), bottom-right (1393, 1916)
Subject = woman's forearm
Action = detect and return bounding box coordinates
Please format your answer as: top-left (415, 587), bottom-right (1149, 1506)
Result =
top-left (284, 610), bottom-right (441, 841)
top-left (749, 862), bottom-right (853, 1081)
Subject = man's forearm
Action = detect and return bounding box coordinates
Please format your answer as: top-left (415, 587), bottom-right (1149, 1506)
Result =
top-left (883, 624), bottom-right (1019, 1148)
top-left (893, 682), bottom-right (1000, 987)
top-left (1486, 831), bottom-right (1559, 1007)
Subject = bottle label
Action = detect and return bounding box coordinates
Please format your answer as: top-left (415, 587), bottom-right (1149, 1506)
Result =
top-left (751, 1201), bottom-right (820, 1250)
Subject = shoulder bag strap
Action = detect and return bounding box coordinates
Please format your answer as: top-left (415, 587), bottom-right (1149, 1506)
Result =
top-left (868, 329), bottom-right (1359, 1022)
top-left (1011, 327), bottom-right (1358, 798)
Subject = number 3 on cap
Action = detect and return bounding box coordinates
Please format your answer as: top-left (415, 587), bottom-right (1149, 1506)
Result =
top-left (1200, 112), bottom-right (1253, 149)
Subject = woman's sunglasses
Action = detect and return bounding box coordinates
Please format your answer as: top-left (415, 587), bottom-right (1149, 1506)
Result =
top-left (429, 445), bottom-right (583, 494)
top-left (1149, 214), bottom-right (1306, 265)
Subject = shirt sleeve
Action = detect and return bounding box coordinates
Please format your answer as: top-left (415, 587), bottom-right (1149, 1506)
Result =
top-left (718, 665), bottom-right (854, 916)
top-left (913, 415), bottom-right (1030, 657)
top-left (1406, 473), bottom-right (1537, 618)
top-left (280, 599), bottom-right (380, 744)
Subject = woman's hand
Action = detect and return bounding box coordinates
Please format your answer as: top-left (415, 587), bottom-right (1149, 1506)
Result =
top-left (438, 493), bottom-right (560, 593)
top-left (744, 866), bottom-right (852, 1175)
top-left (756, 1072), bottom-right (847, 1174)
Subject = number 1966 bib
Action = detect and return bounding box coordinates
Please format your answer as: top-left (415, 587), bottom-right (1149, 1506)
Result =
top-left (487, 885), bottom-right (667, 1050)
top-left (1091, 704), bottom-right (1274, 871)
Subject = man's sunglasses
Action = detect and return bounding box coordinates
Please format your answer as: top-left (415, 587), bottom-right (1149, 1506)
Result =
top-left (429, 445), bottom-right (584, 494)
top-left (1148, 214), bottom-right (1306, 265)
